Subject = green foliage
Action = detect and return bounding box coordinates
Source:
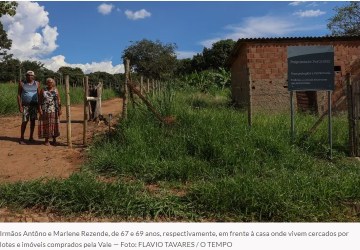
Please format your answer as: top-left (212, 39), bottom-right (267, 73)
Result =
top-left (0, 2), bottom-right (17, 17)
top-left (175, 39), bottom-right (236, 75)
top-left (190, 53), bottom-right (206, 72)
top-left (0, 173), bottom-right (192, 219)
top-left (85, 90), bottom-right (360, 221)
top-left (0, 58), bottom-right (20, 82)
top-left (0, 59), bottom-right (59, 84)
top-left (151, 82), bottom-right (176, 117)
top-left (88, 71), bottom-right (117, 88)
top-left (328, 1), bottom-right (360, 35)
top-left (175, 58), bottom-right (192, 76)
top-left (122, 39), bottom-right (177, 79)
top-left (0, 1), bottom-right (17, 60)
top-left (58, 66), bottom-right (84, 87)
top-left (1, 90), bottom-right (360, 221)
top-left (202, 39), bottom-right (236, 70)
top-left (178, 68), bottom-right (231, 93)
top-left (0, 83), bottom-right (17, 115)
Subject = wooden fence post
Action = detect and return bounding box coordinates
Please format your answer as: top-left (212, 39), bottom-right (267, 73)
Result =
top-left (152, 79), bottom-right (155, 96)
top-left (356, 78), bottom-right (360, 156)
top-left (122, 58), bottom-right (130, 120)
top-left (349, 74), bottom-right (360, 156)
top-left (94, 81), bottom-right (103, 119)
top-left (140, 76), bottom-right (143, 95)
top-left (248, 69), bottom-right (252, 127)
top-left (65, 75), bottom-right (72, 148)
top-left (147, 78), bottom-right (150, 93)
top-left (347, 74), bottom-right (354, 156)
top-left (83, 76), bottom-right (89, 146)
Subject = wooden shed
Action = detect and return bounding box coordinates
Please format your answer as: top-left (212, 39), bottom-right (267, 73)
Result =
top-left (228, 36), bottom-right (360, 114)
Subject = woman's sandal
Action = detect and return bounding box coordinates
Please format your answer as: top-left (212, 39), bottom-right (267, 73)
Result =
top-left (19, 140), bottom-right (26, 145)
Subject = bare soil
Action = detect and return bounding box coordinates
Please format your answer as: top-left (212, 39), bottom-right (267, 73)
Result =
top-left (0, 98), bottom-right (122, 221)
top-left (0, 98), bottom-right (122, 183)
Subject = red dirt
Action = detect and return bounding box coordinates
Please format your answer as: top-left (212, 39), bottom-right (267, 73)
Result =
top-left (0, 98), bottom-right (124, 221)
top-left (0, 98), bottom-right (122, 183)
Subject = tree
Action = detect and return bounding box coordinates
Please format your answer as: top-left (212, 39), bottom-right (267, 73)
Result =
top-left (328, 1), bottom-right (360, 36)
top-left (0, 57), bottom-right (19, 82)
top-left (0, 2), bottom-right (17, 61)
top-left (87, 71), bottom-right (117, 88)
top-left (191, 53), bottom-right (206, 72)
top-left (58, 66), bottom-right (84, 86)
top-left (0, 1), bottom-right (17, 16)
top-left (175, 58), bottom-right (193, 76)
top-left (122, 39), bottom-right (177, 79)
top-left (0, 59), bottom-right (53, 83)
top-left (202, 39), bottom-right (236, 70)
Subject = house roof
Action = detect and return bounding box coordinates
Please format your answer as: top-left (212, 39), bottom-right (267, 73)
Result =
top-left (227, 35), bottom-right (360, 67)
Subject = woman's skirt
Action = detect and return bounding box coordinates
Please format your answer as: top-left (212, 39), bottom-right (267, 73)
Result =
top-left (38, 112), bottom-right (60, 138)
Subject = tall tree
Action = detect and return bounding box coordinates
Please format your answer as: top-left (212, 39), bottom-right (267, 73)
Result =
top-left (58, 66), bottom-right (84, 86)
top-left (175, 58), bottom-right (193, 76)
top-left (87, 71), bottom-right (117, 88)
top-left (0, 1), bottom-right (17, 60)
top-left (328, 1), bottom-right (360, 36)
top-left (202, 39), bottom-right (236, 70)
top-left (0, 58), bottom-right (19, 82)
top-left (0, 59), bottom-right (50, 83)
top-left (191, 53), bottom-right (206, 72)
top-left (122, 39), bottom-right (177, 79)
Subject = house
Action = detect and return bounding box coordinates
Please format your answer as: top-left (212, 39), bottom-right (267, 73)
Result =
top-left (228, 36), bottom-right (360, 113)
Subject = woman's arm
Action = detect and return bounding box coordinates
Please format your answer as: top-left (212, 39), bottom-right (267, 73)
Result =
top-left (38, 89), bottom-right (43, 115)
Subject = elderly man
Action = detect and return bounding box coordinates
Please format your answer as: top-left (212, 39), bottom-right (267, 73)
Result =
top-left (17, 70), bottom-right (40, 144)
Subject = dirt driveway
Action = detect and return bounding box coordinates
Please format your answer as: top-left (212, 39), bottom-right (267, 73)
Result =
top-left (0, 98), bottom-right (122, 183)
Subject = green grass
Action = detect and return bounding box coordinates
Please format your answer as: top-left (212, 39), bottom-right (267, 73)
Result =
top-left (0, 83), bottom-right (118, 116)
top-left (1, 88), bottom-right (360, 221)
top-left (0, 83), bottom-right (18, 115)
top-left (0, 173), bottom-right (192, 220)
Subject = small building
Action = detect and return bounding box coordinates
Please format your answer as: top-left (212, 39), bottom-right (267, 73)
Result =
top-left (228, 36), bottom-right (360, 113)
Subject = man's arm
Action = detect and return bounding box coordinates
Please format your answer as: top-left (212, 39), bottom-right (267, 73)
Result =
top-left (17, 82), bottom-right (23, 113)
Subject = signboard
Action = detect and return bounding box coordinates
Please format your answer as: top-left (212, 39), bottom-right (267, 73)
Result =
top-left (288, 46), bottom-right (334, 91)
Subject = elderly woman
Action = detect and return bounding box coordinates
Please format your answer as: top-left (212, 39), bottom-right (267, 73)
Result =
top-left (38, 78), bottom-right (62, 146)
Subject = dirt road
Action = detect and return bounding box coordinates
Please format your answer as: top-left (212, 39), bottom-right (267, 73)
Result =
top-left (0, 98), bottom-right (122, 183)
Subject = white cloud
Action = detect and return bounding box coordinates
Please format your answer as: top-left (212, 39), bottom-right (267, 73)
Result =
top-left (125, 9), bottom-right (151, 20)
top-left (176, 51), bottom-right (197, 59)
top-left (294, 9), bottom-right (326, 17)
top-left (0, 1), bottom-right (58, 60)
top-left (73, 61), bottom-right (125, 74)
top-left (98, 3), bottom-right (114, 15)
top-left (200, 38), bottom-right (222, 48)
top-left (307, 2), bottom-right (319, 7)
top-left (200, 15), bottom-right (324, 48)
top-left (289, 1), bottom-right (304, 6)
top-left (40, 55), bottom-right (125, 74)
top-left (1, 2), bottom-right (123, 74)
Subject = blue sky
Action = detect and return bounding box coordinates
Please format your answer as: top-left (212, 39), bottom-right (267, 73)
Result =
top-left (0, 1), bottom-right (348, 74)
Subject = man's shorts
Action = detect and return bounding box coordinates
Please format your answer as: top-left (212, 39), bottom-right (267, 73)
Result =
top-left (22, 105), bottom-right (38, 122)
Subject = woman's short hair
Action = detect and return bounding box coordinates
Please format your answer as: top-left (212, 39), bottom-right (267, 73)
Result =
top-left (46, 78), bottom-right (56, 87)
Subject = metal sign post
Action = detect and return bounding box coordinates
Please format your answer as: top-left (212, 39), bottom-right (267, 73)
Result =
top-left (287, 46), bottom-right (334, 159)
top-left (328, 91), bottom-right (333, 159)
top-left (290, 91), bottom-right (295, 143)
